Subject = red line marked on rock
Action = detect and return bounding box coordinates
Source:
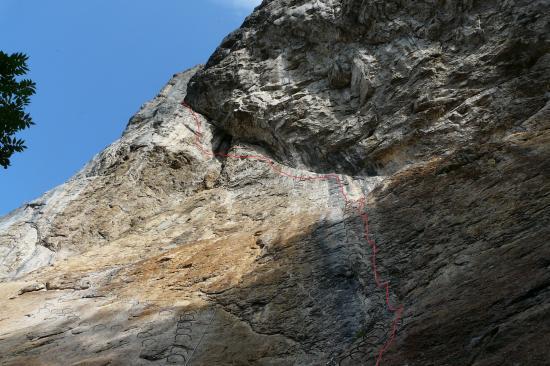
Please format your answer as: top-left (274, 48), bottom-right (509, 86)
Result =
top-left (182, 101), bottom-right (403, 365)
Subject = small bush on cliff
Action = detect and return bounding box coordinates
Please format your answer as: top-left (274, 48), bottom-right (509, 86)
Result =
top-left (0, 51), bottom-right (36, 169)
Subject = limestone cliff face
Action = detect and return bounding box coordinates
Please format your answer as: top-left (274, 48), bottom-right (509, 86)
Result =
top-left (187, 0), bottom-right (549, 176)
top-left (1, 1), bottom-right (549, 365)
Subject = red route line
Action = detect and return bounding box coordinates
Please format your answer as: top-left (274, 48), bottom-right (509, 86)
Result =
top-left (181, 101), bottom-right (404, 366)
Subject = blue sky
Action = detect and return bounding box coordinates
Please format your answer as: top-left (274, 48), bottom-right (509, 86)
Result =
top-left (0, 0), bottom-right (261, 216)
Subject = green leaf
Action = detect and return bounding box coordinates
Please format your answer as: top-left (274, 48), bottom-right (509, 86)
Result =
top-left (0, 51), bottom-right (35, 168)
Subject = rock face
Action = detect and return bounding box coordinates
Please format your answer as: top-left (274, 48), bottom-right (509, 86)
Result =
top-left (187, 0), bottom-right (549, 176)
top-left (1, 1), bottom-right (549, 365)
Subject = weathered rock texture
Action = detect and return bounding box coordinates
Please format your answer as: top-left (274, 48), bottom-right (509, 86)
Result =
top-left (187, 0), bottom-right (550, 177)
top-left (1, 0), bottom-right (549, 365)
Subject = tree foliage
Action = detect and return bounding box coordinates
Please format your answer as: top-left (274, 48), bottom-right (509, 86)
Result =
top-left (0, 51), bottom-right (36, 169)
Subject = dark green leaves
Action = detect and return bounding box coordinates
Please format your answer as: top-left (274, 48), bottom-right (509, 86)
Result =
top-left (0, 51), bottom-right (36, 169)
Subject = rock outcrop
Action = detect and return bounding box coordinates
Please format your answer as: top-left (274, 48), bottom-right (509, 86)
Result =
top-left (1, 1), bottom-right (549, 365)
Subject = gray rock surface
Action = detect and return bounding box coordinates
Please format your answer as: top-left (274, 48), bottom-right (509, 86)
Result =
top-left (1, 0), bottom-right (549, 365)
top-left (187, 0), bottom-right (549, 176)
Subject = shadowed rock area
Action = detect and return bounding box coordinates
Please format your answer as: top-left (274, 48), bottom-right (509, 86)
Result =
top-left (1, 0), bottom-right (549, 365)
